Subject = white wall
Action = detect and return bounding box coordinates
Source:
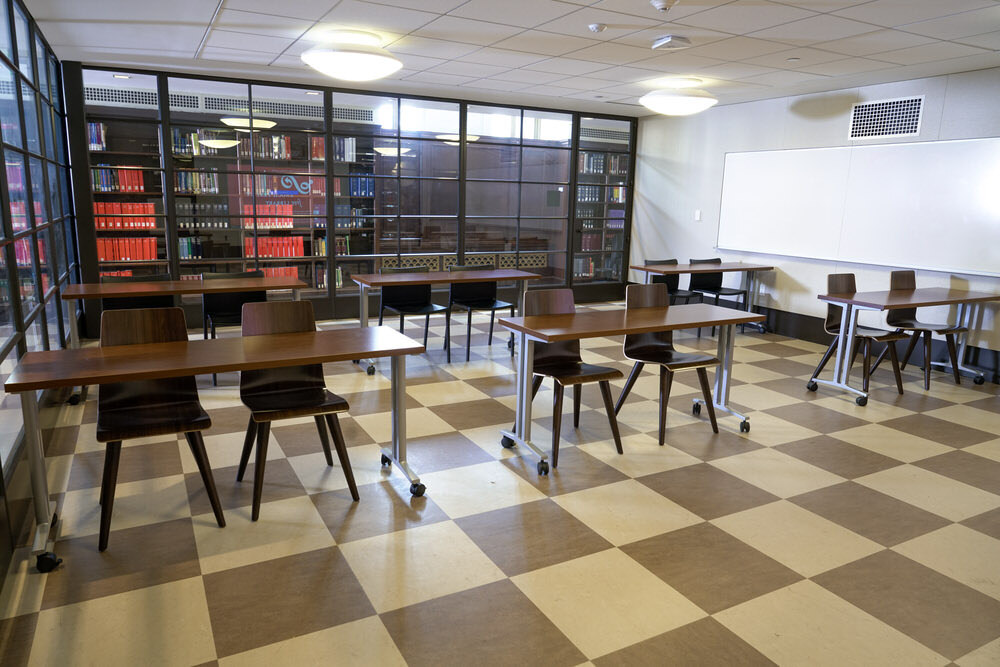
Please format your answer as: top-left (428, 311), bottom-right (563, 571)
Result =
top-left (632, 66), bottom-right (1000, 352)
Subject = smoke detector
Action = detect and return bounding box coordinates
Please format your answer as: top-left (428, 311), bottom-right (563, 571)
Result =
top-left (651, 34), bottom-right (692, 50)
top-left (650, 0), bottom-right (678, 11)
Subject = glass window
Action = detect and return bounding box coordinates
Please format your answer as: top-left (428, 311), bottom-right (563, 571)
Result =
top-left (50, 214), bottom-right (64, 278)
top-left (520, 218), bottom-right (566, 253)
top-left (25, 308), bottom-right (44, 351)
top-left (41, 101), bottom-right (55, 158)
top-left (35, 226), bottom-right (52, 295)
top-left (467, 143), bottom-right (519, 180)
top-left (6, 154), bottom-right (28, 232)
top-left (21, 81), bottom-right (39, 154)
top-left (47, 161), bottom-right (60, 217)
top-left (400, 218), bottom-right (456, 255)
top-left (399, 179), bottom-right (457, 216)
top-left (251, 84), bottom-right (324, 133)
top-left (29, 157), bottom-right (47, 223)
top-left (399, 139), bottom-right (458, 179)
top-left (331, 92), bottom-right (396, 136)
top-left (467, 181), bottom-right (518, 217)
top-left (0, 63), bottom-right (19, 148)
top-left (400, 99), bottom-right (459, 138)
top-left (579, 117), bottom-right (631, 152)
top-left (523, 110), bottom-right (571, 147)
top-left (466, 218), bottom-right (516, 254)
top-left (63, 216), bottom-right (76, 270)
top-left (0, 0), bottom-right (10, 61)
top-left (45, 292), bottom-right (62, 350)
top-left (521, 147), bottom-right (571, 183)
top-left (467, 105), bottom-right (520, 144)
top-left (48, 55), bottom-right (60, 107)
top-left (86, 69), bottom-right (160, 120)
top-left (0, 352), bottom-right (22, 469)
top-left (14, 236), bottom-right (37, 312)
top-left (35, 36), bottom-right (47, 96)
top-left (13, 3), bottom-right (31, 80)
top-left (521, 183), bottom-right (568, 217)
top-left (0, 246), bottom-right (13, 345)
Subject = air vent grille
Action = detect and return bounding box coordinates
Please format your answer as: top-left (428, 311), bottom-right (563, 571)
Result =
top-left (850, 96), bottom-right (922, 139)
top-left (331, 106), bottom-right (374, 123)
top-left (85, 86), bottom-right (159, 108)
top-left (580, 127), bottom-right (630, 145)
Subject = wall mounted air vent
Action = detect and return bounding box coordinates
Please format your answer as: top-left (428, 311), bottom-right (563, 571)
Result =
top-left (84, 86), bottom-right (160, 108)
top-left (580, 127), bottom-right (630, 145)
top-left (849, 96), bottom-right (923, 140)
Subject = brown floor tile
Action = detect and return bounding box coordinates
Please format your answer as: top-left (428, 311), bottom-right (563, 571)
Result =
top-left (866, 387), bottom-right (955, 413)
top-left (271, 415), bottom-right (375, 455)
top-left (204, 547), bottom-right (374, 658)
top-left (336, 389), bottom-right (421, 415)
top-left (502, 447), bottom-right (628, 497)
top-left (664, 422), bottom-right (762, 461)
top-left (745, 342), bottom-right (812, 358)
top-left (638, 463), bottom-right (779, 520)
top-left (429, 398), bottom-right (515, 431)
top-left (789, 482), bottom-right (949, 547)
top-left (43, 426), bottom-right (79, 457)
top-left (463, 375), bottom-right (517, 398)
top-left (881, 414), bottom-right (994, 448)
top-left (814, 550), bottom-right (1000, 660)
top-left (66, 440), bottom-right (182, 491)
top-left (398, 431), bottom-right (495, 473)
top-left (764, 403), bottom-right (869, 434)
top-left (754, 378), bottom-right (824, 402)
top-left (185, 458), bottom-right (305, 515)
top-left (749, 358), bottom-right (817, 378)
top-left (593, 617), bottom-right (775, 666)
top-left (961, 507), bottom-right (1000, 540)
top-left (0, 614), bottom-right (37, 667)
top-left (380, 579), bottom-right (585, 667)
top-left (775, 435), bottom-right (902, 479)
top-left (82, 399), bottom-right (97, 423)
top-left (311, 479), bottom-right (449, 544)
top-left (914, 450), bottom-right (1000, 496)
top-left (41, 519), bottom-right (200, 609)
top-left (400, 364), bottom-right (459, 386)
top-left (965, 396), bottom-right (1000, 412)
top-left (202, 405), bottom-right (256, 434)
top-left (534, 406), bottom-right (641, 447)
top-left (456, 499), bottom-right (611, 576)
top-left (622, 523), bottom-right (801, 613)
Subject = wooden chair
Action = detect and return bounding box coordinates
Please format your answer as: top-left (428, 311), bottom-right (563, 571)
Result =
top-left (236, 301), bottom-right (358, 521)
top-left (444, 264), bottom-right (514, 363)
top-left (97, 308), bottom-right (225, 551)
top-left (378, 266), bottom-right (448, 348)
top-left (645, 259), bottom-right (696, 304)
top-left (806, 273), bottom-right (907, 400)
top-left (885, 269), bottom-right (966, 390)
top-left (614, 283), bottom-right (719, 442)
top-left (688, 258), bottom-right (747, 336)
top-left (100, 272), bottom-right (173, 311)
top-left (202, 270), bottom-right (266, 385)
top-left (520, 289), bottom-right (624, 468)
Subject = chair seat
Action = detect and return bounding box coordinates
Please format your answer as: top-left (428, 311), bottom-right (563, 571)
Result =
top-left (206, 311), bottom-right (242, 327)
top-left (242, 388), bottom-right (349, 422)
top-left (534, 362), bottom-right (623, 386)
top-left (97, 400), bottom-right (210, 442)
top-left (889, 320), bottom-right (967, 335)
top-left (452, 298), bottom-right (513, 311)
top-left (695, 287), bottom-right (745, 297)
top-left (830, 325), bottom-right (911, 342)
top-left (384, 303), bottom-right (449, 316)
top-left (670, 289), bottom-right (697, 299)
top-left (625, 347), bottom-right (720, 369)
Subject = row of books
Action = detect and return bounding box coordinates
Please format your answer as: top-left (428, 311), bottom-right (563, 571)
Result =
top-left (262, 266), bottom-right (300, 279)
top-left (578, 152), bottom-right (629, 175)
top-left (314, 237), bottom-right (327, 256)
top-left (93, 202), bottom-right (158, 229)
top-left (178, 201), bottom-right (228, 216)
top-left (175, 170), bottom-right (220, 194)
top-left (333, 176), bottom-right (378, 197)
top-left (333, 209), bottom-right (372, 229)
top-left (236, 174), bottom-right (326, 198)
top-left (99, 270), bottom-right (134, 278)
top-left (179, 218), bottom-right (230, 229)
top-left (330, 136), bottom-right (357, 162)
top-left (171, 129), bottom-right (225, 156)
top-left (245, 236), bottom-right (307, 258)
top-left (92, 166), bottom-right (148, 193)
top-left (240, 204), bottom-right (297, 228)
top-left (576, 185), bottom-right (627, 203)
top-left (87, 122), bottom-right (108, 151)
top-left (97, 237), bottom-right (158, 262)
top-left (581, 233), bottom-right (624, 252)
top-left (12, 237), bottom-right (42, 267)
top-left (573, 256), bottom-right (597, 279)
top-left (178, 237), bottom-right (208, 259)
top-left (9, 202), bottom-right (42, 231)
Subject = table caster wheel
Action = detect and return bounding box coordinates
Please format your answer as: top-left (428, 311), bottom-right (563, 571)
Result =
top-left (410, 482), bottom-right (426, 497)
top-left (692, 402), bottom-right (701, 415)
top-left (380, 454), bottom-right (391, 466)
top-left (806, 381), bottom-right (818, 392)
top-left (739, 420), bottom-right (750, 433)
top-left (67, 393), bottom-right (80, 405)
top-left (537, 460), bottom-right (549, 476)
top-left (855, 396), bottom-right (868, 406)
top-left (352, 359), bottom-right (360, 365)
top-left (974, 375), bottom-right (985, 385)
top-left (36, 552), bottom-right (62, 573)
top-left (501, 435), bottom-right (516, 449)
top-left (507, 338), bottom-right (514, 350)
top-left (366, 365), bottom-right (376, 376)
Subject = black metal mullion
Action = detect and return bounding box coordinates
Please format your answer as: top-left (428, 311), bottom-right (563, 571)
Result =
top-left (324, 89), bottom-right (336, 309)
top-left (157, 73), bottom-right (179, 279)
top-left (457, 101), bottom-right (466, 264)
top-left (567, 114), bottom-right (581, 287)
top-left (247, 84), bottom-right (258, 272)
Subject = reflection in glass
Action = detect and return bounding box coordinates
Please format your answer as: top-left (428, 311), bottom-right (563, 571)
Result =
top-left (466, 218), bottom-right (516, 253)
top-left (13, 4), bottom-right (31, 79)
top-left (0, 0), bottom-right (10, 61)
top-left (15, 237), bottom-right (38, 312)
top-left (467, 105), bottom-right (520, 143)
top-left (523, 110), bottom-right (571, 146)
top-left (467, 181), bottom-right (518, 217)
top-left (400, 99), bottom-right (459, 138)
top-left (521, 147), bottom-right (571, 183)
top-left (35, 37), bottom-right (48, 98)
top-left (45, 294), bottom-right (62, 350)
top-left (22, 83), bottom-right (40, 154)
top-left (399, 140), bottom-right (458, 178)
top-left (399, 179), bottom-right (457, 216)
top-left (579, 117), bottom-right (631, 152)
top-left (29, 158), bottom-right (47, 223)
top-left (6, 155), bottom-right (29, 232)
top-left (400, 218), bottom-right (456, 254)
top-left (520, 183), bottom-right (567, 218)
top-left (35, 227), bottom-right (53, 295)
top-left (331, 92), bottom-right (397, 135)
top-left (520, 219), bottom-right (567, 253)
top-left (467, 143), bottom-right (519, 180)
top-left (0, 64), bottom-right (21, 148)
top-left (0, 248), bottom-right (13, 345)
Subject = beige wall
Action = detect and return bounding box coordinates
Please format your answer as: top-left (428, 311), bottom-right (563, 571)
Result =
top-left (632, 66), bottom-right (1000, 352)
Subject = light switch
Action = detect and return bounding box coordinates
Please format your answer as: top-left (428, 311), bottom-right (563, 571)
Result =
top-left (694, 209), bottom-right (702, 221)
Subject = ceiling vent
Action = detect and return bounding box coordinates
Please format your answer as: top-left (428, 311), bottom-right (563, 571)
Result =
top-left (651, 35), bottom-right (691, 50)
top-left (849, 96), bottom-right (923, 140)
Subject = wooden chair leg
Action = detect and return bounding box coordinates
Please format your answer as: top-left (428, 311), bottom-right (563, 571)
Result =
top-left (326, 414), bottom-right (359, 501)
top-left (488, 310), bottom-right (495, 346)
top-left (551, 383), bottom-right (564, 468)
top-left (509, 306), bottom-right (516, 357)
top-left (444, 309), bottom-right (451, 363)
top-left (658, 366), bottom-right (674, 446)
top-left (573, 384), bottom-right (582, 428)
top-left (811, 337), bottom-right (838, 380)
top-left (870, 344), bottom-right (888, 375)
top-left (236, 416), bottom-right (257, 482)
top-left (598, 381), bottom-right (624, 454)
top-left (186, 431), bottom-right (225, 528)
top-left (378, 306), bottom-right (384, 327)
top-left (695, 368), bottom-right (719, 433)
top-left (315, 415), bottom-right (334, 466)
top-left (252, 421), bottom-right (271, 521)
top-left (423, 313), bottom-right (431, 348)
top-left (944, 334), bottom-right (961, 385)
top-left (900, 332), bottom-right (920, 370)
top-left (399, 313), bottom-right (404, 334)
top-left (862, 337), bottom-right (872, 393)
top-left (923, 331), bottom-right (933, 390)
top-left (466, 308), bottom-right (473, 362)
top-left (887, 340), bottom-right (904, 395)
top-left (614, 361), bottom-right (645, 415)
top-left (98, 441), bottom-right (122, 551)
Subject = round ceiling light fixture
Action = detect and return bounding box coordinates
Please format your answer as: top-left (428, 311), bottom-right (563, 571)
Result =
top-left (301, 30), bottom-right (403, 82)
top-left (198, 138), bottom-right (240, 149)
top-left (220, 117), bottom-right (277, 130)
top-left (639, 88), bottom-right (718, 116)
top-left (373, 146), bottom-right (412, 156)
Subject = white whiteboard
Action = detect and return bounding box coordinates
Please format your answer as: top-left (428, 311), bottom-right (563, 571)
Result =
top-left (717, 138), bottom-right (1000, 277)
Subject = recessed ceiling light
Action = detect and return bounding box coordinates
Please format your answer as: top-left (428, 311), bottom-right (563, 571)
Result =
top-left (113, 74), bottom-right (131, 79)
top-left (301, 30), bottom-right (402, 82)
top-left (640, 89), bottom-right (718, 116)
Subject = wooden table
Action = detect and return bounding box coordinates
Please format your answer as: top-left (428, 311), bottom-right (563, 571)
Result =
top-left (630, 262), bottom-right (774, 333)
top-left (815, 287), bottom-right (999, 402)
top-left (4, 326), bottom-right (424, 572)
top-left (499, 303), bottom-right (765, 473)
top-left (351, 269), bottom-right (542, 372)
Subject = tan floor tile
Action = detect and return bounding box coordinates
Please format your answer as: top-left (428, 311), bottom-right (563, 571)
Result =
top-left (339, 521), bottom-right (505, 612)
top-left (406, 379), bottom-right (490, 407)
top-left (578, 433), bottom-right (701, 478)
top-left (894, 524), bottom-right (1000, 601)
top-left (811, 394), bottom-right (915, 422)
top-left (957, 636), bottom-right (1000, 667)
top-left (192, 495), bottom-right (335, 574)
top-left (444, 359), bottom-right (518, 380)
top-left (325, 371), bottom-right (392, 395)
top-left (286, 445), bottom-right (388, 494)
top-left (59, 474), bottom-right (192, 539)
top-left (830, 423), bottom-right (952, 462)
top-left (553, 480), bottom-right (702, 546)
top-left (44, 454), bottom-right (73, 498)
top-left (729, 363), bottom-right (788, 384)
top-left (726, 383), bottom-right (802, 410)
top-left (739, 411), bottom-right (823, 447)
top-left (502, 447), bottom-right (629, 497)
top-left (857, 465), bottom-right (1000, 522)
top-left (29, 577), bottom-right (216, 666)
top-left (512, 549), bottom-right (707, 659)
top-left (593, 617), bottom-right (773, 666)
top-left (352, 407), bottom-right (454, 443)
top-left (182, 430), bottom-right (284, 475)
top-left (419, 461), bottom-right (547, 519)
top-left (716, 580), bottom-right (946, 667)
top-left (710, 448), bottom-right (844, 498)
top-left (0, 549), bottom-right (45, 620)
top-left (311, 478), bottom-right (450, 544)
top-left (965, 439), bottom-right (1000, 463)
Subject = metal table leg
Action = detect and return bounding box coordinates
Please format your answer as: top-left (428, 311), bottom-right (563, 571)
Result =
top-left (355, 284), bottom-right (376, 375)
top-left (21, 390), bottom-right (62, 572)
top-left (929, 303), bottom-right (987, 384)
top-left (693, 322), bottom-right (753, 432)
top-left (809, 302), bottom-right (870, 404)
top-left (507, 280), bottom-right (526, 352)
top-left (500, 333), bottom-right (550, 474)
top-left (742, 270), bottom-right (767, 334)
top-left (380, 354), bottom-right (424, 495)
top-left (66, 302), bottom-right (87, 404)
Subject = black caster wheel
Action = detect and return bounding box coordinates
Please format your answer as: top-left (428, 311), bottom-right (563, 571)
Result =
top-left (410, 482), bottom-right (426, 497)
top-left (67, 393), bottom-right (80, 406)
top-left (36, 552), bottom-right (62, 573)
top-left (537, 460), bottom-right (550, 476)
top-left (692, 402), bottom-right (702, 415)
top-left (352, 359), bottom-right (360, 365)
top-left (366, 365), bottom-right (376, 376)
top-left (855, 396), bottom-right (868, 406)
top-left (739, 420), bottom-right (750, 433)
top-left (380, 454), bottom-right (391, 466)
top-left (974, 375), bottom-right (985, 385)
top-left (806, 381), bottom-right (818, 392)
top-left (501, 435), bottom-right (516, 449)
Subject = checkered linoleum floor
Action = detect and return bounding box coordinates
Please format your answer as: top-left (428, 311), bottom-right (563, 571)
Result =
top-left (2, 303), bottom-right (1000, 666)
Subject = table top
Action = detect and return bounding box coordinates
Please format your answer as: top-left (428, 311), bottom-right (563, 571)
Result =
top-left (4, 326), bottom-right (423, 393)
top-left (819, 287), bottom-right (1000, 310)
top-left (62, 277), bottom-right (308, 300)
top-left (351, 269), bottom-right (541, 287)
top-left (631, 262), bottom-right (775, 275)
top-left (499, 303), bottom-right (765, 342)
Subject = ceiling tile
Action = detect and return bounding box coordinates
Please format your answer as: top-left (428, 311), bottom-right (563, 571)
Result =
top-left (796, 57), bottom-right (896, 76)
top-left (613, 23), bottom-right (734, 50)
top-left (430, 61), bottom-right (511, 78)
top-left (394, 54), bottom-right (448, 71)
top-left (319, 0), bottom-right (440, 34)
top-left (568, 42), bottom-right (656, 65)
top-left (587, 65), bottom-right (668, 83)
top-left (491, 30), bottom-right (601, 56)
top-left (876, 41), bottom-right (990, 65)
top-left (750, 15), bottom-right (880, 46)
top-left (535, 7), bottom-right (659, 41)
top-left (448, 0), bottom-right (578, 29)
top-left (462, 48), bottom-right (549, 68)
top-left (956, 30), bottom-right (1000, 50)
top-left (29, 0), bottom-right (220, 21)
top-left (365, 0), bottom-right (468, 11)
top-left (675, 0), bottom-right (818, 34)
top-left (770, 0), bottom-right (871, 9)
top-left (899, 6), bottom-right (1000, 40)
top-left (744, 47), bottom-right (846, 69)
top-left (740, 69), bottom-right (829, 86)
top-left (200, 46), bottom-right (276, 65)
top-left (696, 62), bottom-right (778, 80)
top-left (214, 9), bottom-right (313, 39)
top-left (682, 36), bottom-right (792, 60)
top-left (403, 71), bottom-right (477, 85)
top-left (269, 54), bottom-right (315, 69)
top-left (592, 81), bottom-right (656, 96)
top-left (206, 29), bottom-right (293, 53)
top-left (490, 69), bottom-right (569, 84)
top-left (833, 0), bottom-right (998, 28)
top-left (590, 0), bottom-right (734, 22)
top-left (460, 79), bottom-right (531, 91)
top-left (519, 84), bottom-right (584, 97)
top-left (563, 90), bottom-right (629, 101)
top-left (813, 29), bottom-right (936, 56)
top-left (633, 51), bottom-right (727, 73)
top-left (38, 20), bottom-right (205, 51)
top-left (414, 16), bottom-right (524, 45)
top-left (549, 75), bottom-right (626, 90)
top-left (522, 57), bottom-right (613, 75)
top-left (387, 36), bottom-right (481, 60)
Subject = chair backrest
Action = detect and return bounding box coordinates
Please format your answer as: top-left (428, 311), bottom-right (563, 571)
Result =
top-left (240, 301), bottom-right (324, 398)
top-left (886, 270), bottom-right (917, 325)
top-left (688, 257), bottom-right (723, 292)
top-left (645, 258), bottom-right (679, 293)
top-left (100, 272), bottom-right (174, 311)
top-left (524, 288), bottom-right (581, 366)
top-left (202, 270), bottom-right (267, 322)
top-left (448, 264), bottom-right (496, 304)
top-left (623, 283), bottom-right (674, 355)
top-left (824, 273), bottom-right (857, 334)
top-left (381, 265), bottom-right (431, 309)
top-left (98, 307), bottom-right (198, 414)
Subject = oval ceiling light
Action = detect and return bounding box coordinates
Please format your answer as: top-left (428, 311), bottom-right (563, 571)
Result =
top-left (301, 30), bottom-right (402, 82)
top-left (639, 88), bottom-right (718, 116)
top-left (373, 146), bottom-right (411, 156)
top-left (198, 138), bottom-right (239, 149)
top-left (220, 117), bottom-right (277, 130)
